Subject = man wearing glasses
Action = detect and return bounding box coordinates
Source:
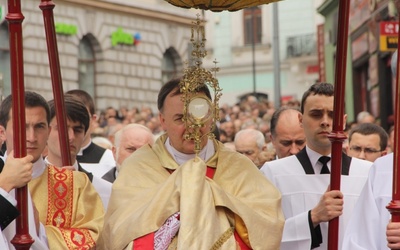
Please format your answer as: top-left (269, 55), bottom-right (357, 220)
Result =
top-left (346, 123), bottom-right (388, 162)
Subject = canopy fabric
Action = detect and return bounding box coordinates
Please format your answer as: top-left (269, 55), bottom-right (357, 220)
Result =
top-left (164, 0), bottom-right (280, 11)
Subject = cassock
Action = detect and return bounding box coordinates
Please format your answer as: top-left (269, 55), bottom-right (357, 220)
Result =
top-left (101, 167), bottom-right (117, 183)
top-left (28, 162), bottom-right (104, 249)
top-left (0, 192), bottom-right (19, 231)
top-left (342, 153), bottom-right (393, 250)
top-left (77, 141), bottom-right (115, 177)
top-left (261, 146), bottom-right (372, 249)
top-left (99, 134), bottom-right (284, 250)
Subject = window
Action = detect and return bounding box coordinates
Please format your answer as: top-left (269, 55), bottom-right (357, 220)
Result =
top-left (243, 7), bottom-right (262, 45)
top-left (162, 47), bottom-right (181, 84)
top-left (78, 35), bottom-right (95, 97)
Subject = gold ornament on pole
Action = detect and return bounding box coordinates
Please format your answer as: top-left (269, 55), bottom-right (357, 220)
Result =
top-left (180, 15), bottom-right (222, 155)
top-left (165, 0), bottom-right (279, 11)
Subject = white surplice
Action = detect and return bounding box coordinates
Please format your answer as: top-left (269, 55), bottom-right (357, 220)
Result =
top-left (342, 153), bottom-right (393, 250)
top-left (261, 147), bottom-right (371, 249)
top-left (2, 189), bottom-right (49, 250)
top-left (0, 156), bottom-right (49, 250)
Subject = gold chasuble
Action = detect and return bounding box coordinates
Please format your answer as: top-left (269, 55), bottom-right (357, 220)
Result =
top-left (100, 134), bottom-right (284, 250)
top-left (29, 165), bottom-right (104, 249)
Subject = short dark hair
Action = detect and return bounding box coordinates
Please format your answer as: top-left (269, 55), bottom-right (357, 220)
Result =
top-left (65, 89), bottom-right (95, 115)
top-left (300, 82), bottom-right (334, 114)
top-left (270, 106), bottom-right (300, 137)
top-left (348, 123), bottom-right (389, 151)
top-left (48, 94), bottom-right (90, 134)
top-left (157, 78), bottom-right (212, 112)
top-left (0, 91), bottom-right (51, 128)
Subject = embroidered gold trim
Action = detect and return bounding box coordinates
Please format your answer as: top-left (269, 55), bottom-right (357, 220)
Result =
top-left (60, 228), bottom-right (95, 249)
top-left (46, 166), bottom-right (73, 228)
top-left (210, 227), bottom-right (234, 250)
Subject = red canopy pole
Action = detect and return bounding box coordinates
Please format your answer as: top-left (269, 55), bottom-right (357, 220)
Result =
top-left (386, 18), bottom-right (400, 222)
top-left (327, 0), bottom-right (350, 249)
top-left (6, 0), bottom-right (34, 249)
top-left (39, 0), bottom-right (72, 166)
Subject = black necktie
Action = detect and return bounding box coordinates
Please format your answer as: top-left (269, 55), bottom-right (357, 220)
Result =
top-left (319, 156), bottom-right (331, 174)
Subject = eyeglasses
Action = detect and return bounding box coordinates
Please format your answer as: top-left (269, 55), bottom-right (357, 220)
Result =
top-left (349, 146), bottom-right (381, 154)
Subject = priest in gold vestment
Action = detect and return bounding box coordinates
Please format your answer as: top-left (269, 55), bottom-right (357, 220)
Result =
top-left (100, 78), bottom-right (284, 250)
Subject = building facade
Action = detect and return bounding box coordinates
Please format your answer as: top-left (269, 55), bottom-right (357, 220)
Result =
top-left (0, 0), bottom-right (329, 111)
top-left (203, 0), bottom-right (324, 106)
top-left (318, 0), bottom-right (396, 129)
top-left (0, 0), bottom-right (196, 111)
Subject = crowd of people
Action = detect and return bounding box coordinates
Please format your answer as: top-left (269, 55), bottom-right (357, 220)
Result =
top-left (0, 79), bottom-right (398, 249)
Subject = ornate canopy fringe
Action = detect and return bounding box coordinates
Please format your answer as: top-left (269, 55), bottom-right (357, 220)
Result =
top-left (164, 0), bottom-right (280, 11)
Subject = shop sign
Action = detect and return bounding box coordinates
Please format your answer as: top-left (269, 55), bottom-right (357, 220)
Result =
top-left (379, 21), bottom-right (398, 52)
top-left (111, 28), bottom-right (141, 46)
top-left (55, 23), bottom-right (77, 36)
top-left (0, 5), bottom-right (5, 22)
top-left (306, 65), bottom-right (319, 74)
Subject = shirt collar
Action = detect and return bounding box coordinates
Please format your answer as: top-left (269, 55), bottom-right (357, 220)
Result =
top-left (306, 146), bottom-right (331, 173)
top-left (3, 152), bottom-right (46, 179)
top-left (77, 139), bottom-right (92, 156)
top-left (44, 157), bottom-right (79, 171)
top-left (165, 137), bottom-right (215, 166)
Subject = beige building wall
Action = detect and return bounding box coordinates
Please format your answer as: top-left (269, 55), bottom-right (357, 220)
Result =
top-left (0, 0), bottom-right (198, 111)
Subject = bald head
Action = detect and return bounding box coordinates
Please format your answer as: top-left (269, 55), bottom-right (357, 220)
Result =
top-left (113, 123), bottom-right (154, 170)
top-left (270, 108), bottom-right (306, 158)
top-left (234, 128), bottom-right (266, 168)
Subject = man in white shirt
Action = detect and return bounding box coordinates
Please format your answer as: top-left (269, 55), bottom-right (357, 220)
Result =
top-left (342, 48), bottom-right (400, 250)
top-left (261, 82), bottom-right (372, 249)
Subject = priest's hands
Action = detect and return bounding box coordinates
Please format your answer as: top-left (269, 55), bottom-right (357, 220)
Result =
top-left (0, 152), bottom-right (34, 192)
top-left (310, 186), bottom-right (343, 227)
top-left (387, 221), bottom-right (400, 249)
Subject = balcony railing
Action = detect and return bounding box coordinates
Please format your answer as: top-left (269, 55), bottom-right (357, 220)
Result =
top-left (286, 33), bottom-right (316, 58)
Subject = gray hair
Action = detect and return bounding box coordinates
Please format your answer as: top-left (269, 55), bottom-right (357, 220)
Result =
top-left (356, 111), bottom-right (373, 124)
top-left (114, 123), bottom-right (154, 147)
top-left (234, 128), bottom-right (265, 149)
